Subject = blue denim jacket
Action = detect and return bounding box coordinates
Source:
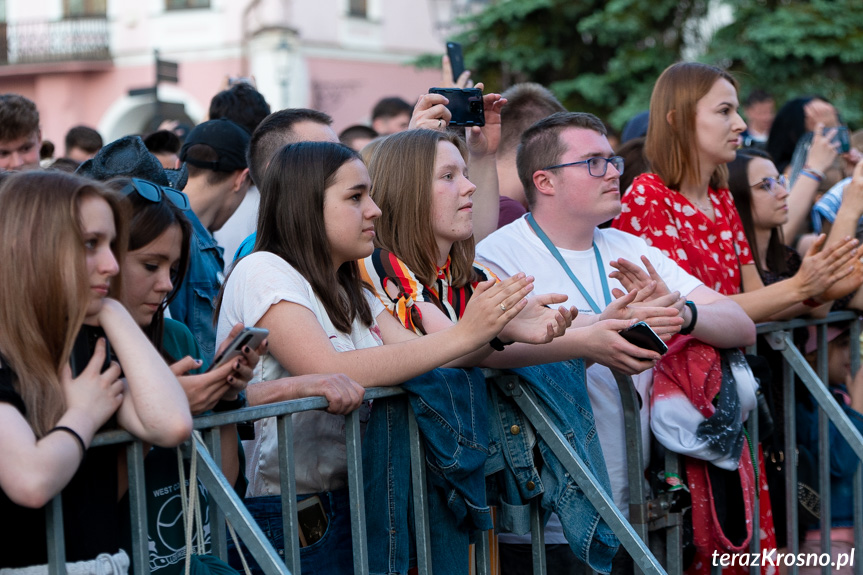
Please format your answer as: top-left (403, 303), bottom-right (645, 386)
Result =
top-left (168, 211), bottom-right (224, 364)
top-left (485, 361), bottom-right (619, 574)
top-left (363, 367), bottom-right (491, 575)
top-left (797, 385), bottom-right (863, 528)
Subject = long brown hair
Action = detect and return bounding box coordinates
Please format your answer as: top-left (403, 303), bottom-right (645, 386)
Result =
top-left (646, 62), bottom-right (738, 191)
top-left (368, 129), bottom-right (476, 288)
top-left (0, 172), bottom-right (127, 437)
top-left (251, 141), bottom-right (373, 333)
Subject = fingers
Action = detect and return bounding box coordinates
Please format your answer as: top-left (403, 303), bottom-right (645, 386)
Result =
top-left (82, 338), bottom-right (108, 376)
top-left (640, 256), bottom-right (663, 282)
top-left (531, 292), bottom-right (569, 307)
top-left (608, 288), bottom-right (638, 310)
top-left (322, 375), bottom-right (365, 415)
top-left (805, 233), bottom-right (828, 256)
top-left (171, 356), bottom-right (204, 376)
top-left (455, 70), bottom-right (472, 89)
top-left (216, 323), bottom-right (246, 356)
top-left (409, 94), bottom-right (452, 131)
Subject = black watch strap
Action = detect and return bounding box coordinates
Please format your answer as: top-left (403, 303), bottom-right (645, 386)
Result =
top-left (680, 300), bottom-right (698, 335)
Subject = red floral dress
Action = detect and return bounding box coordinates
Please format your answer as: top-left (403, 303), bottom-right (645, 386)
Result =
top-left (613, 173), bottom-right (778, 575)
top-left (613, 173), bottom-right (753, 295)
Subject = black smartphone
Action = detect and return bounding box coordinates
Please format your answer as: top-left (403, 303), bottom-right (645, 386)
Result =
top-left (619, 321), bottom-right (668, 355)
top-left (824, 125), bottom-right (851, 153)
top-left (428, 87), bottom-right (485, 127)
top-left (297, 495), bottom-right (328, 547)
top-left (446, 41), bottom-right (465, 83)
top-left (208, 327), bottom-right (269, 372)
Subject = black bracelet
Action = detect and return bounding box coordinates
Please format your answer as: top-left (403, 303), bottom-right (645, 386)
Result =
top-left (48, 426), bottom-right (87, 454)
top-left (489, 337), bottom-right (513, 351)
top-left (680, 300), bottom-right (698, 335)
top-left (213, 394), bottom-right (248, 412)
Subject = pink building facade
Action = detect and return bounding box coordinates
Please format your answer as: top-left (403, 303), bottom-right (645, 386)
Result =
top-left (0, 0), bottom-right (472, 147)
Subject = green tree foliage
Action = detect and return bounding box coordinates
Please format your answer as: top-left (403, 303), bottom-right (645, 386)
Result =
top-left (705, 0), bottom-right (863, 128)
top-left (444, 0), bottom-right (712, 129)
top-left (438, 0), bottom-right (863, 130)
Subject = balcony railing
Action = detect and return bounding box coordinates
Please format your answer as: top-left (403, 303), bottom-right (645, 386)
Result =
top-left (0, 17), bottom-right (110, 65)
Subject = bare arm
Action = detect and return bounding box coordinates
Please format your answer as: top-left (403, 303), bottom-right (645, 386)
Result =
top-left (685, 286), bottom-right (756, 347)
top-left (825, 161), bottom-right (863, 249)
top-left (98, 298), bottom-right (192, 447)
top-left (466, 86), bottom-right (506, 243)
top-left (783, 124), bottom-right (839, 240)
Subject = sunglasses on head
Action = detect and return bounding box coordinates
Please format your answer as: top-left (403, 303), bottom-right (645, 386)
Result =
top-left (121, 178), bottom-right (190, 211)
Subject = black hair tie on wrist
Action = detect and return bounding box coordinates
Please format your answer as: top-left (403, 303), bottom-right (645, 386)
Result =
top-left (680, 300), bottom-right (698, 336)
top-left (48, 426), bottom-right (87, 455)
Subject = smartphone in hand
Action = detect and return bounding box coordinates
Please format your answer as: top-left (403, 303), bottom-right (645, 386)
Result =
top-left (446, 41), bottom-right (465, 83)
top-left (428, 87), bottom-right (485, 127)
top-left (208, 327), bottom-right (269, 372)
top-left (619, 321), bottom-right (668, 355)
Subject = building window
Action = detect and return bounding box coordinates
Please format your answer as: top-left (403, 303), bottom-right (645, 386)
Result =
top-left (64, 0), bottom-right (107, 17)
top-left (165, 0), bottom-right (210, 10)
top-left (348, 0), bottom-right (367, 18)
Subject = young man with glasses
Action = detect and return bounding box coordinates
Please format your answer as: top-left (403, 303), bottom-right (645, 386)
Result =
top-left (476, 111), bottom-right (754, 574)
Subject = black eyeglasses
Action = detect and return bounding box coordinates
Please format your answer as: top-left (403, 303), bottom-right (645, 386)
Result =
top-left (121, 177), bottom-right (190, 211)
top-left (749, 175), bottom-right (787, 196)
top-left (542, 156), bottom-right (625, 178)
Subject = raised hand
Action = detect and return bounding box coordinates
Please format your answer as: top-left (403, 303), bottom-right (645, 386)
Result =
top-left (465, 82), bottom-right (506, 158)
top-left (457, 273), bottom-right (535, 346)
top-left (794, 234), bottom-right (859, 300)
top-left (409, 93), bottom-right (452, 132)
top-left (600, 288), bottom-right (684, 341)
top-left (61, 338), bottom-right (124, 428)
top-left (498, 292), bottom-right (577, 344)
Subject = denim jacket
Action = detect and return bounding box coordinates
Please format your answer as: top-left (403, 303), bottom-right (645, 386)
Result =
top-left (486, 361), bottom-right (619, 574)
top-left (797, 385), bottom-right (863, 528)
top-left (363, 367), bottom-right (491, 575)
top-left (168, 211), bottom-right (224, 363)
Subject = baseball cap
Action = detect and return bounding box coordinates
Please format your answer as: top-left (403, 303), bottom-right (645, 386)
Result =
top-left (180, 118), bottom-right (250, 172)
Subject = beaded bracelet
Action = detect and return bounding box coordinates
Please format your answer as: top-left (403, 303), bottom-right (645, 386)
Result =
top-left (803, 165), bottom-right (826, 179)
top-left (47, 426), bottom-right (87, 454)
top-left (799, 168), bottom-right (823, 183)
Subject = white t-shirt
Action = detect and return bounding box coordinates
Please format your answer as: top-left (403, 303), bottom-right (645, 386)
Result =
top-left (217, 251), bottom-right (384, 496)
top-left (476, 216), bottom-right (703, 523)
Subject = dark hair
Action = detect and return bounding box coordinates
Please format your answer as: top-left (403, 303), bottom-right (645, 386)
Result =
top-left (247, 108), bottom-right (333, 187)
top-left (499, 83), bottom-right (566, 156)
top-left (105, 177), bottom-right (192, 357)
top-left (339, 125), bottom-right (378, 149)
top-left (616, 137), bottom-right (649, 196)
top-left (371, 97), bottom-right (412, 121)
top-left (254, 141), bottom-right (372, 332)
top-left (65, 126), bottom-right (103, 155)
top-left (727, 148), bottom-right (788, 278)
top-left (143, 130), bottom-right (181, 155)
top-left (517, 111), bottom-right (607, 207)
top-left (208, 83), bottom-right (271, 136)
top-left (766, 96), bottom-right (825, 174)
top-left (0, 94), bottom-right (39, 142)
top-left (40, 140), bottom-right (55, 160)
top-left (744, 89), bottom-right (773, 108)
top-left (48, 157), bottom-right (82, 173)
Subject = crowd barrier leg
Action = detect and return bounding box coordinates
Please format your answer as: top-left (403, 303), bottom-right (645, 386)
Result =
top-left (493, 375), bottom-right (666, 575)
top-left (203, 426), bottom-right (227, 561)
top-left (127, 440), bottom-right (148, 575)
top-left (45, 493), bottom-right (64, 575)
top-left (662, 450), bottom-right (683, 575)
top-left (193, 433), bottom-right (289, 575)
top-left (475, 527), bottom-right (492, 575)
top-left (529, 498), bottom-right (547, 575)
top-left (815, 324), bottom-right (833, 575)
top-left (408, 404), bottom-right (434, 575)
top-left (346, 408), bottom-right (370, 575)
top-left (276, 414), bottom-right (301, 575)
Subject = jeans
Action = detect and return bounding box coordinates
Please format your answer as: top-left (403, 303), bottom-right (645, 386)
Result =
top-left (226, 489), bottom-right (353, 575)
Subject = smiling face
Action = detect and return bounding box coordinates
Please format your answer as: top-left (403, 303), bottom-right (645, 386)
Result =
top-left (694, 79), bottom-right (747, 170)
top-left (747, 157), bottom-right (789, 230)
top-left (430, 140), bottom-right (476, 265)
top-left (120, 224), bottom-right (183, 327)
top-left (80, 194), bottom-right (120, 322)
top-left (323, 158), bottom-right (381, 267)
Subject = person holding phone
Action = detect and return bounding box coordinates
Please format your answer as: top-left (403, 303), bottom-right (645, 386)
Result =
top-left (217, 141), bottom-right (537, 575)
top-left (0, 171), bottom-right (192, 570)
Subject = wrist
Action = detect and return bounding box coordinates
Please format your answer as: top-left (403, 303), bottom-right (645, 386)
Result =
top-left (679, 301), bottom-right (697, 335)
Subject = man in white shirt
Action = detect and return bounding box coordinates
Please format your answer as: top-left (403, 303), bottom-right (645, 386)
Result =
top-left (476, 111), bottom-right (755, 571)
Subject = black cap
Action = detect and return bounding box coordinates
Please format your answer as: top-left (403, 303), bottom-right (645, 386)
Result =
top-left (180, 118), bottom-right (250, 172)
top-left (76, 135), bottom-right (188, 189)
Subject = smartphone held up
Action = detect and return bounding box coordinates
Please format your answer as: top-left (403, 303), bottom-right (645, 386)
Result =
top-left (429, 87), bottom-right (485, 127)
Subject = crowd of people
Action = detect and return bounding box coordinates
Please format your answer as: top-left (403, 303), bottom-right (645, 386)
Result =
top-left (0, 59), bottom-right (862, 575)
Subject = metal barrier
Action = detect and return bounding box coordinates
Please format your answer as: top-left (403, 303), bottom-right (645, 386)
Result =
top-left (42, 370), bottom-right (668, 575)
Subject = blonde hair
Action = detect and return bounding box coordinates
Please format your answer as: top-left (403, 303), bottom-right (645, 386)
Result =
top-left (0, 172), bottom-right (126, 437)
top-left (368, 129), bottom-right (476, 288)
top-left (646, 62), bottom-right (738, 191)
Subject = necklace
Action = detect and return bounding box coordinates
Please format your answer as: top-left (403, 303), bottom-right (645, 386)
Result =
top-left (688, 194), bottom-right (714, 218)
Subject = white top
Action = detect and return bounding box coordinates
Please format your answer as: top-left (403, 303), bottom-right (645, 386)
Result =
top-left (217, 251), bottom-right (384, 496)
top-left (476, 216), bottom-right (702, 524)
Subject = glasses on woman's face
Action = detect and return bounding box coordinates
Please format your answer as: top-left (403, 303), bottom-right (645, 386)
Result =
top-left (121, 177), bottom-right (190, 211)
top-left (542, 156), bottom-right (625, 178)
top-left (749, 175), bottom-right (787, 195)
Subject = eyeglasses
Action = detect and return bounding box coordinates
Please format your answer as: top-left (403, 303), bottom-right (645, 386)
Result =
top-left (121, 177), bottom-right (190, 211)
top-left (749, 175), bottom-right (787, 195)
top-left (542, 156), bottom-right (625, 178)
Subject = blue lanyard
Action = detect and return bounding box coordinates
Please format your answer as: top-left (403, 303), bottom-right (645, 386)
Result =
top-left (525, 213), bottom-right (611, 314)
